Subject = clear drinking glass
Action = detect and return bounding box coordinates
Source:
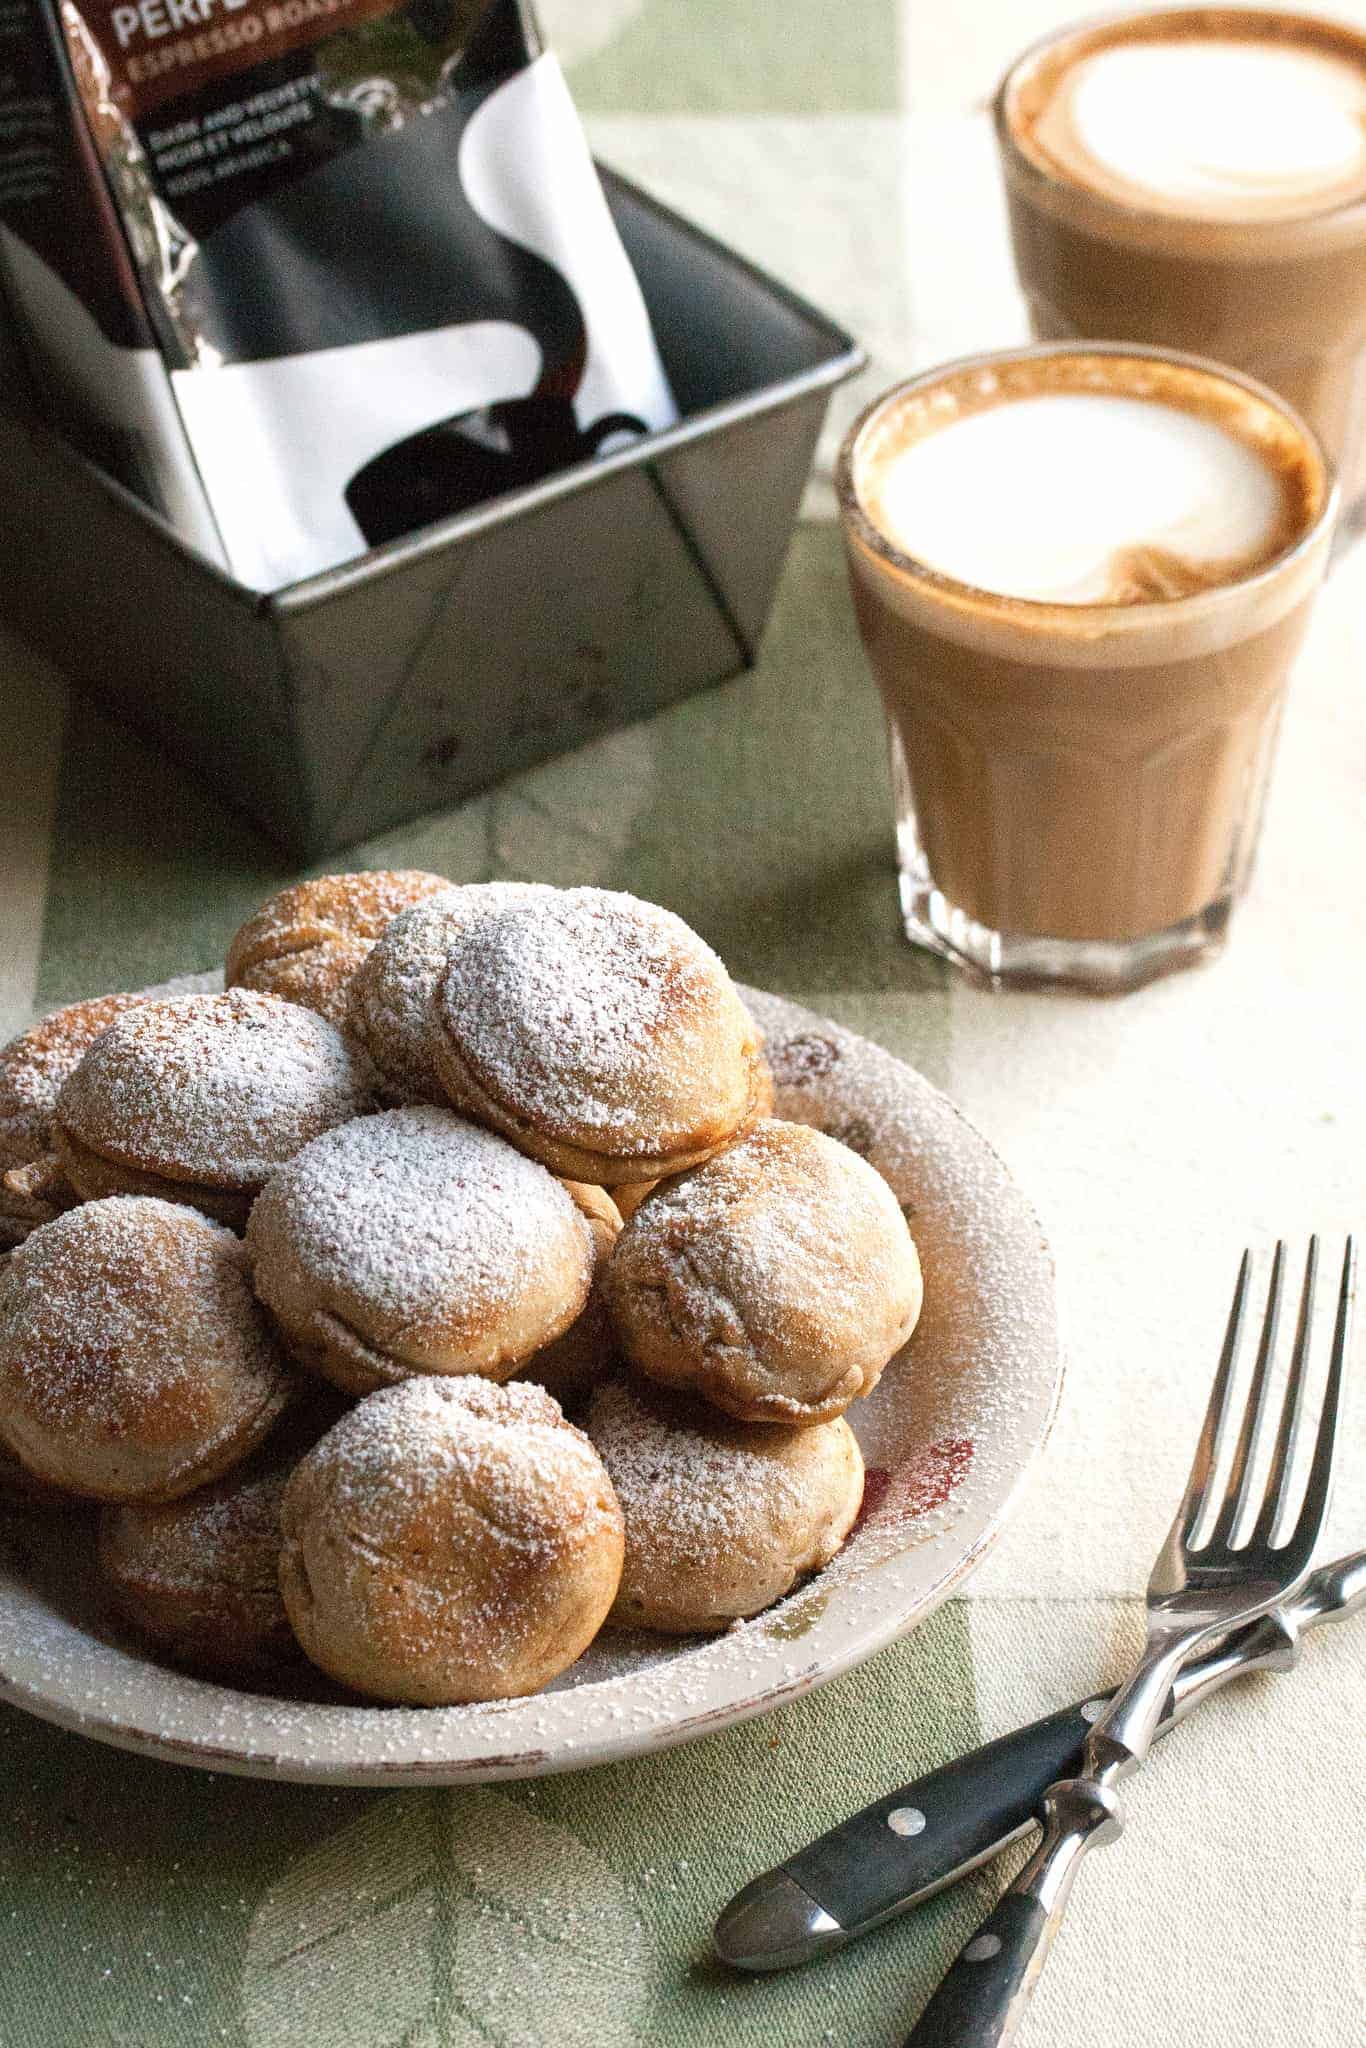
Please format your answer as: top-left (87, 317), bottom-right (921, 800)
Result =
top-left (836, 344), bottom-right (1336, 993)
top-left (994, 7), bottom-right (1366, 533)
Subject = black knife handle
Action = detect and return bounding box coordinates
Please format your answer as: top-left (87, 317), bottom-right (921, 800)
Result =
top-left (902, 1889), bottom-right (1053, 2047)
top-left (778, 1697), bottom-right (1109, 1938)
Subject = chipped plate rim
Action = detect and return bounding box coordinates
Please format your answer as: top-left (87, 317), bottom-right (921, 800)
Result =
top-left (0, 983), bottom-right (1060, 1784)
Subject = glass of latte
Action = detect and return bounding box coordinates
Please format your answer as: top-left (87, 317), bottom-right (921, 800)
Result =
top-left (837, 345), bottom-right (1335, 992)
top-left (995, 8), bottom-right (1366, 526)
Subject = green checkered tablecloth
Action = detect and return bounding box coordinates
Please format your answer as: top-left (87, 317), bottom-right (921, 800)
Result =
top-left (1, 4), bottom-right (1364, 2043)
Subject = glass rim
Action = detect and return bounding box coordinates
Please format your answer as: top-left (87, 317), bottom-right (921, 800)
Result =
top-left (835, 341), bottom-right (1338, 629)
top-left (994, 3), bottom-right (1366, 238)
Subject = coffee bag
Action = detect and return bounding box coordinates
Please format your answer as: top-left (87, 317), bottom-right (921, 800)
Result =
top-left (0, 0), bottom-right (677, 588)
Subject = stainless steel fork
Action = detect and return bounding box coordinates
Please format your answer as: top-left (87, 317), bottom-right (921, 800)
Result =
top-left (903, 1236), bottom-right (1356, 2048)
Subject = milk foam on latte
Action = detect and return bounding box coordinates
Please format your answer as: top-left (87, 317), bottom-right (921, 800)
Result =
top-left (841, 346), bottom-right (1333, 973)
top-left (1026, 32), bottom-right (1366, 221)
top-left (858, 385), bottom-right (1294, 606)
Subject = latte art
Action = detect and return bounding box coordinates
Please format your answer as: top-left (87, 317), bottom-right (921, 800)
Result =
top-left (858, 389), bottom-right (1294, 606)
top-left (995, 13), bottom-right (1366, 519)
top-left (1026, 32), bottom-right (1366, 222)
top-left (839, 346), bottom-right (1333, 975)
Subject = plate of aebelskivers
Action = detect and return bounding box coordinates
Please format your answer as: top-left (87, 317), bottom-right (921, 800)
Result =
top-left (0, 878), bottom-right (1057, 1784)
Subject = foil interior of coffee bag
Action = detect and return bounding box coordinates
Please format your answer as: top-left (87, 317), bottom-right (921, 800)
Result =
top-left (0, 0), bottom-right (678, 589)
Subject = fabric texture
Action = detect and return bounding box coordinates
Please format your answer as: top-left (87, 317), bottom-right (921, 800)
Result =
top-left (0, 2), bottom-right (1363, 2041)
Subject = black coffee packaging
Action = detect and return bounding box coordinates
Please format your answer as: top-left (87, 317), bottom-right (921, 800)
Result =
top-left (0, 0), bottom-right (677, 588)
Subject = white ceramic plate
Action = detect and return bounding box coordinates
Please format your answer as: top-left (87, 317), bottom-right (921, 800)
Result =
top-left (0, 986), bottom-right (1059, 1784)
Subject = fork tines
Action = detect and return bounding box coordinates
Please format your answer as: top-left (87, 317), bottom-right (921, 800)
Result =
top-left (1179, 1238), bottom-right (1355, 1573)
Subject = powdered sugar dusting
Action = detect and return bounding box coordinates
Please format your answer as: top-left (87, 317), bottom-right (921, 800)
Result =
top-left (607, 1119), bottom-right (921, 1413)
top-left (248, 1107), bottom-right (592, 1340)
top-left (348, 884), bottom-right (554, 1103)
top-left (753, 995), bottom-right (1055, 1552)
top-left (229, 871), bottom-right (452, 975)
top-left (226, 871), bottom-right (453, 1026)
top-left (302, 1378), bottom-right (615, 1556)
top-left (286, 1378), bottom-right (623, 1688)
top-left (54, 990), bottom-right (376, 1191)
top-left (435, 889), bottom-right (754, 1148)
top-left (0, 993), bottom-right (147, 1170)
top-left (0, 1197), bottom-right (291, 1488)
top-left (589, 1378), bottom-right (828, 1541)
top-left (102, 1461), bottom-right (290, 1601)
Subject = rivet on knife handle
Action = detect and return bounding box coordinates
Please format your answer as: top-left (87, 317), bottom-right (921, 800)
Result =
top-left (714, 1700), bottom-right (1104, 1972)
top-left (715, 1547), bottom-right (1365, 1977)
top-left (902, 1781), bottom-right (1123, 2048)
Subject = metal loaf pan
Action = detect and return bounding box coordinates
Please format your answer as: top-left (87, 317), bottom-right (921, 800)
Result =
top-left (0, 170), bottom-right (862, 857)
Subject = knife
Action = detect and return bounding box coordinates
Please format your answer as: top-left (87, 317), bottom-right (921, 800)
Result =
top-left (714, 1547), bottom-right (1366, 1973)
